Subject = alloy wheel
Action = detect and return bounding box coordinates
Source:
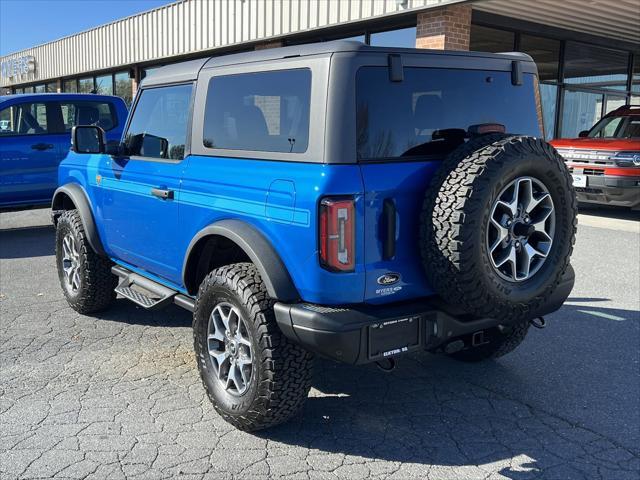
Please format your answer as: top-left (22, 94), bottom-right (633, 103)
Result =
top-left (207, 302), bottom-right (253, 396)
top-left (487, 176), bottom-right (555, 282)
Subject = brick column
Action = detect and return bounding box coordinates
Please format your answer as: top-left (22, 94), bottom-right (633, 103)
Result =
top-left (416, 4), bottom-right (472, 51)
top-left (255, 40), bottom-right (282, 50)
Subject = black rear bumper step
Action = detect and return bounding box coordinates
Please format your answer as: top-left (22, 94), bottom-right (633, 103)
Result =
top-left (275, 265), bottom-right (575, 365)
top-left (274, 300), bottom-right (503, 365)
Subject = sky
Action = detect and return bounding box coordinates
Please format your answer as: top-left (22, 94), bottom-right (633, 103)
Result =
top-left (0, 0), bottom-right (172, 56)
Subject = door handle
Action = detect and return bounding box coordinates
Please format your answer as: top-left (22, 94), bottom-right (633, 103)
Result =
top-left (31, 143), bottom-right (54, 151)
top-left (151, 188), bottom-right (174, 200)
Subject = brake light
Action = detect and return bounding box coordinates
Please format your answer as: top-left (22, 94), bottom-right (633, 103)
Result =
top-left (319, 197), bottom-right (355, 272)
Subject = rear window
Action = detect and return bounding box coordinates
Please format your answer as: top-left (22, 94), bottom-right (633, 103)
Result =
top-left (356, 67), bottom-right (541, 160)
top-left (203, 69), bottom-right (311, 154)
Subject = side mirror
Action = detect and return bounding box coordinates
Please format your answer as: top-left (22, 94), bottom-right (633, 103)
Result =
top-left (105, 140), bottom-right (127, 156)
top-left (578, 130), bottom-right (589, 138)
top-left (71, 125), bottom-right (105, 154)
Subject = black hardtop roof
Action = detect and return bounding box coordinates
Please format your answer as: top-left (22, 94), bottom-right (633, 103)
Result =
top-left (140, 40), bottom-right (534, 87)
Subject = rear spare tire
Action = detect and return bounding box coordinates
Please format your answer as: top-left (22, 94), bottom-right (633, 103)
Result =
top-left (420, 135), bottom-right (577, 321)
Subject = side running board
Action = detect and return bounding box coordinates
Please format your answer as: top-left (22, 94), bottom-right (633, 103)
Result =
top-left (111, 265), bottom-right (195, 311)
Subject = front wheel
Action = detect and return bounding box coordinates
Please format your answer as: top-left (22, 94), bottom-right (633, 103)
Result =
top-left (55, 210), bottom-right (117, 314)
top-left (193, 263), bottom-right (313, 431)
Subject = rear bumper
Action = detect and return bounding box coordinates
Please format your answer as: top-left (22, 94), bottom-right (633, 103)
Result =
top-left (275, 265), bottom-right (575, 364)
top-left (574, 175), bottom-right (640, 208)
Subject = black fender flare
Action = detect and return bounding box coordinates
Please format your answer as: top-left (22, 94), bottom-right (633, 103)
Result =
top-left (183, 219), bottom-right (299, 302)
top-left (51, 184), bottom-right (106, 256)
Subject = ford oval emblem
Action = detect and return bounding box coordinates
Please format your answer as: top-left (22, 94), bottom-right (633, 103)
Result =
top-left (377, 273), bottom-right (400, 285)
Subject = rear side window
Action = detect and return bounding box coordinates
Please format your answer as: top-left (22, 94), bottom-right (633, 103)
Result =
top-left (588, 115), bottom-right (640, 139)
top-left (60, 101), bottom-right (117, 132)
top-left (203, 69), bottom-right (311, 154)
top-left (0, 103), bottom-right (48, 135)
top-left (356, 67), bottom-right (541, 160)
top-left (124, 84), bottom-right (193, 161)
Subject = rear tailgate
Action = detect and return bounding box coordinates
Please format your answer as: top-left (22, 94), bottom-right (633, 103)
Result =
top-left (359, 161), bottom-right (440, 304)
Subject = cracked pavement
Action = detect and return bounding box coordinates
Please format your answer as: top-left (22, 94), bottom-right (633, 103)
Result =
top-left (1, 207), bottom-right (638, 480)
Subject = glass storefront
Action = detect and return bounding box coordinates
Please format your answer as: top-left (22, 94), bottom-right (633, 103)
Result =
top-left (95, 74), bottom-right (113, 95)
top-left (114, 71), bottom-right (133, 105)
top-left (78, 77), bottom-right (94, 94)
top-left (471, 24), bottom-right (637, 140)
top-left (370, 27), bottom-right (417, 48)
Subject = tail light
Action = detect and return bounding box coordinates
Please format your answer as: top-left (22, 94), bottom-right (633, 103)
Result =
top-left (319, 197), bottom-right (355, 272)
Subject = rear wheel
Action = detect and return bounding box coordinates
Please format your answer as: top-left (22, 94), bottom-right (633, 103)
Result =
top-left (193, 263), bottom-right (313, 431)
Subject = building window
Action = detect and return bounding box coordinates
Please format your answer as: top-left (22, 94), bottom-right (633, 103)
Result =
top-left (46, 82), bottom-right (58, 93)
top-left (78, 77), bottom-right (94, 93)
top-left (95, 74), bottom-right (113, 95)
top-left (563, 41), bottom-right (629, 91)
top-left (63, 79), bottom-right (78, 93)
top-left (520, 34), bottom-right (560, 83)
top-left (370, 27), bottom-right (417, 48)
top-left (561, 90), bottom-right (604, 138)
top-left (632, 56), bottom-right (640, 93)
top-left (470, 25), bottom-right (515, 52)
top-left (34, 84), bottom-right (46, 93)
top-left (114, 71), bottom-right (133, 105)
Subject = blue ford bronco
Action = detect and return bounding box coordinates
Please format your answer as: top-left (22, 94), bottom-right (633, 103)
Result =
top-left (52, 41), bottom-right (577, 431)
top-left (0, 93), bottom-right (127, 210)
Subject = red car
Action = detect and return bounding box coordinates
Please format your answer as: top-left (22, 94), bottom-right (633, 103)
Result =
top-left (551, 106), bottom-right (640, 209)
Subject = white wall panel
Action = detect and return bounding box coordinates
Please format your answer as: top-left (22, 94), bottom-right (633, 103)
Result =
top-left (14, 0), bottom-right (626, 88)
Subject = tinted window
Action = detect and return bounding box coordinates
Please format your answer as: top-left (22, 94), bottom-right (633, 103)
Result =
top-left (60, 101), bottom-right (117, 132)
top-left (356, 67), bottom-right (541, 160)
top-left (203, 69), bottom-right (311, 153)
top-left (0, 103), bottom-right (48, 135)
top-left (589, 115), bottom-right (640, 139)
top-left (124, 84), bottom-right (193, 161)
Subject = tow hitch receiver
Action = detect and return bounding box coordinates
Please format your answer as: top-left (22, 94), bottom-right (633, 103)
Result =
top-left (471, 330), bottom-right (489, 346)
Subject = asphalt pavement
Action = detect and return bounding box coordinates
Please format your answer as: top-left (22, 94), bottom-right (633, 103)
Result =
top-left (0, 206), bottom-right (638, 480)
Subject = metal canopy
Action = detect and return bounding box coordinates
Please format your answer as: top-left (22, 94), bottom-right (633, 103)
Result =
top-left (476, 0), bottom-right (640, 45)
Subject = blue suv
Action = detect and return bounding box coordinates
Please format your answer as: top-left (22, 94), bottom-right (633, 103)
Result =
top-left (0, 93), bottom-right (127, 210)
top-left (52, 42), bottom-right (577, 431)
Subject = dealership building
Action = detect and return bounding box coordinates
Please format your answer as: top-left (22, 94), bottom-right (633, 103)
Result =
top-left (1, 0), bottom-right (638, 139)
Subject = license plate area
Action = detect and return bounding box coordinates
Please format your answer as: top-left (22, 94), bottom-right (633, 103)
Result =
top-left (367, 316), bottom-right (422, 360)
top-left (572, 174), bottom-right (587, 187)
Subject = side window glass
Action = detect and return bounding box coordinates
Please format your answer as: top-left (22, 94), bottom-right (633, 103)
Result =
top-left (203, 69), bottom-right (311, 153)
top-left (124, 84), bottom-right (193, 160)
top-left (0, 103), bottom-right (48, 135)
top-left (601, 117), bottom-right (622, 138)
top-left (60, 101), bottom-right (116, 132)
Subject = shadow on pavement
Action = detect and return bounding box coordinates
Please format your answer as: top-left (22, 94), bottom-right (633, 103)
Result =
top-left (578, 203), bottom-right (640, 221)
top-left (0, 224), bottom-right (55, 259)
top-left (255, 300), bottom-right (639, 478)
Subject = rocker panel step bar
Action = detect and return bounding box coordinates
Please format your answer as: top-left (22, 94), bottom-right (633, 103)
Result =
top-left (111, 265), bottom-right (196, 311)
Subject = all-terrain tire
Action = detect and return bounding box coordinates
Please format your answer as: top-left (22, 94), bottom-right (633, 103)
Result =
top-left (193, 263), bottom-right (313, 431)
top-left (55, 210), bottom-right (117, 313)
top-left (420, 135), bottom-right (577, 322)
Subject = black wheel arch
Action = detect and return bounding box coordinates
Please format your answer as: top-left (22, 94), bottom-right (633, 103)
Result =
top-left (51, 184), bottom-right (106, 256)
top-left (182, 219), bottom-right (299, 302)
